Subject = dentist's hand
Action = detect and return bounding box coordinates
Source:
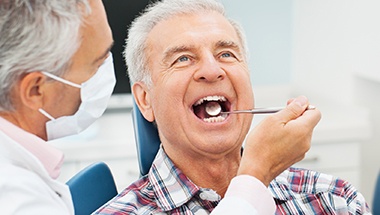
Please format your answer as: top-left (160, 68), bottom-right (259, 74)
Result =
top-left (237, 96), bottom-right (321, 186)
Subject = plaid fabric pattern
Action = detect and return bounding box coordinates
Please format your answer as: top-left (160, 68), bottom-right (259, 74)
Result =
top-left (271, 168), bottom-right (371, 214)
top-left (94, 147), bottom-right (370, 215)
top-left (94, 147), bottom-right (220, 215)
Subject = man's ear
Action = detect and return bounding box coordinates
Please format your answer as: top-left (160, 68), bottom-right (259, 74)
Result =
top-left (18, 72), bottom-right (47, 110)
top-left (132, 82), bottom-right (155, 122)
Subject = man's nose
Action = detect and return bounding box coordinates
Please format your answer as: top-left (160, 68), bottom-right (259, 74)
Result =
top-left (193, 54), bottom-right (225, 82)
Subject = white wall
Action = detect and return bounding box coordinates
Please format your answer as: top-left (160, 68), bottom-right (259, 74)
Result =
top-left (292, 0), bottom-right (357, 104)
top-left (220, 0), bottom-right (293, 86)
top-left (293, 0), bottom-right (380, 206)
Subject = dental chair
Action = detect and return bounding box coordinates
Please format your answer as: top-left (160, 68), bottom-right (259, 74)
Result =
top-left (66, 162), bottom-right (118, 215)
top-left (373, 171), bottom-right (380, 214)
top-left (131, 101), bottom-right (161, 176)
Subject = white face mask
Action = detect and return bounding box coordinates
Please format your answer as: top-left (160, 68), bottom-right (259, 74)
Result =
top-left (38, 53), bottom-right (116, 140)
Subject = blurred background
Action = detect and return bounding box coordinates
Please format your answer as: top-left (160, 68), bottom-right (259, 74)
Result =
top-left (51, 0), bottom-right (380, 209)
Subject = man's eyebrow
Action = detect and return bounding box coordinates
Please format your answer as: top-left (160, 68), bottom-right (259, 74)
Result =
top-left (215, 40), bottom-right (241, 51)
top-left (162, 41), bottom-right (242, 62)
top-left (93, 41), bottom-right (114, 65)
top-left (162, 45), bottom-right (196, 61)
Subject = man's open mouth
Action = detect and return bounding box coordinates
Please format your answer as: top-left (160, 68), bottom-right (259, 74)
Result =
top-left (192, 95), bottom-right (230, 123)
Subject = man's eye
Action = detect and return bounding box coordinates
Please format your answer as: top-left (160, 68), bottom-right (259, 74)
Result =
top-left (221, 52), bottom-right (232, 58)
top-left (177, 56), bottom-right (190, 63)
top-left (170, 55), bottom-right (192, 67)
top-left (220, 52), bottom-right (239, 62)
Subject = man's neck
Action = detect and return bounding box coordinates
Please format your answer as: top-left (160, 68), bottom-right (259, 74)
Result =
top-left (165, 146), bottom-right (241, 197)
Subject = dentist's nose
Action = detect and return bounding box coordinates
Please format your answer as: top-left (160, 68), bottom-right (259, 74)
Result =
top-left (194, 54), bottom-right (225, 82)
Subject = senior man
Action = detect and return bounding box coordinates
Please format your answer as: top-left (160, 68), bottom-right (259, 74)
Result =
top-left (94, 0), bottom-right (368, 214)
top-left (0, 0), bottom-right (321, 214)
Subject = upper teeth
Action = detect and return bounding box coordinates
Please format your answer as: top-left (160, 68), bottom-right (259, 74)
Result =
top-left (194, 95), bottom-right (226, 106)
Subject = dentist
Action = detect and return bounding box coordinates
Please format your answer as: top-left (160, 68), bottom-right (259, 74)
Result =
top-left (0, 0), bottom-right (115, 214)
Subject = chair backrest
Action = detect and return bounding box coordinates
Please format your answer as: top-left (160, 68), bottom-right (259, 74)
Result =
top-left (66, 162), bottom-right (118, 215)
top-left (131, 100), bottom-right (161, 176)
top-left (373, 172), bottom-right (380, 214)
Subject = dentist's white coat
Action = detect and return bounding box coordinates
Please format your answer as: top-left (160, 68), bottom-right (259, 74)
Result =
top-left (0, 131), bottom-right (74, 215)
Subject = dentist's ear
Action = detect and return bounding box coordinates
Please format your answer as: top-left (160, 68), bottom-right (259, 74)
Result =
top-left (132, 82), bottom-right (155, 122)
top-left (18, 72), bottom-right (47, 110)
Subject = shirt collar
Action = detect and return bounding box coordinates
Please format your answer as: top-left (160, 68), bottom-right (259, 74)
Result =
top-left (148, 146), bottom-right (201, 211)
top-left (0, 117), bottom-right (64, 179)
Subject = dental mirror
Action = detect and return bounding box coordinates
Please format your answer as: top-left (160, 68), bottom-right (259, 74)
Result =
top-left (205, 102), bottom-right (222, 116)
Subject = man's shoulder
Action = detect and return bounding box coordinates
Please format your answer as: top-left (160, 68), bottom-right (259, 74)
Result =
top-left (270, 167), bottom-right (357, 199)
top-left (269, 167), bottom-right (370, 213)
top-left (94, 175), bottom-right (161, 214)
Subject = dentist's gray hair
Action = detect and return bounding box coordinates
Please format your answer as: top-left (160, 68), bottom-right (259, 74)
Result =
top-left (0, 0), bottom-right (90, 111)
top-left (124, 0), bottom-right (248, 87)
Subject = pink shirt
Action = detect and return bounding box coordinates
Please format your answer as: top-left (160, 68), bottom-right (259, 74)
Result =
top-left (0, 117), bottom-right (64, 179)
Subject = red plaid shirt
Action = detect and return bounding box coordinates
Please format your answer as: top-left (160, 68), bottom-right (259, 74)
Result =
top-left (94, 148), bottom-right (370, 215)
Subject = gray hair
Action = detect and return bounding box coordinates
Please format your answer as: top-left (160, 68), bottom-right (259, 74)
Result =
top-left (0, 0), bottom-right (90, 111)
top-left (124, 0), bottom-right (248, 87)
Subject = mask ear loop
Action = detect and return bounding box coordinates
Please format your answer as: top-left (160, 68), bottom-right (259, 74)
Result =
top-left (38, 72), bottom-right (82, 121)
top-left (38, 108), bottom-right (56, 121)
top-left (41, 72), bottom-right (82, 89)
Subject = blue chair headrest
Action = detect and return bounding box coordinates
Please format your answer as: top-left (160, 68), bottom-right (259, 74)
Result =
top-left (373, 171), bottom-right (380, 214)
top-left (131, 100), bottom-right (161, 176)
top-left (66, 162), bottom-right (117, 215)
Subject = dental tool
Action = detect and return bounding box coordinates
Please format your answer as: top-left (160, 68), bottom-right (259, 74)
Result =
top-left (220, 105), bottom-right (316, 115)
top-left (205, 101), bottom-right (222, 116)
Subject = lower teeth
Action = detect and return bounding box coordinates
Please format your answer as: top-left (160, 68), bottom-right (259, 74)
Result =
top-left (203, 115), bottom-right (226, 123)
